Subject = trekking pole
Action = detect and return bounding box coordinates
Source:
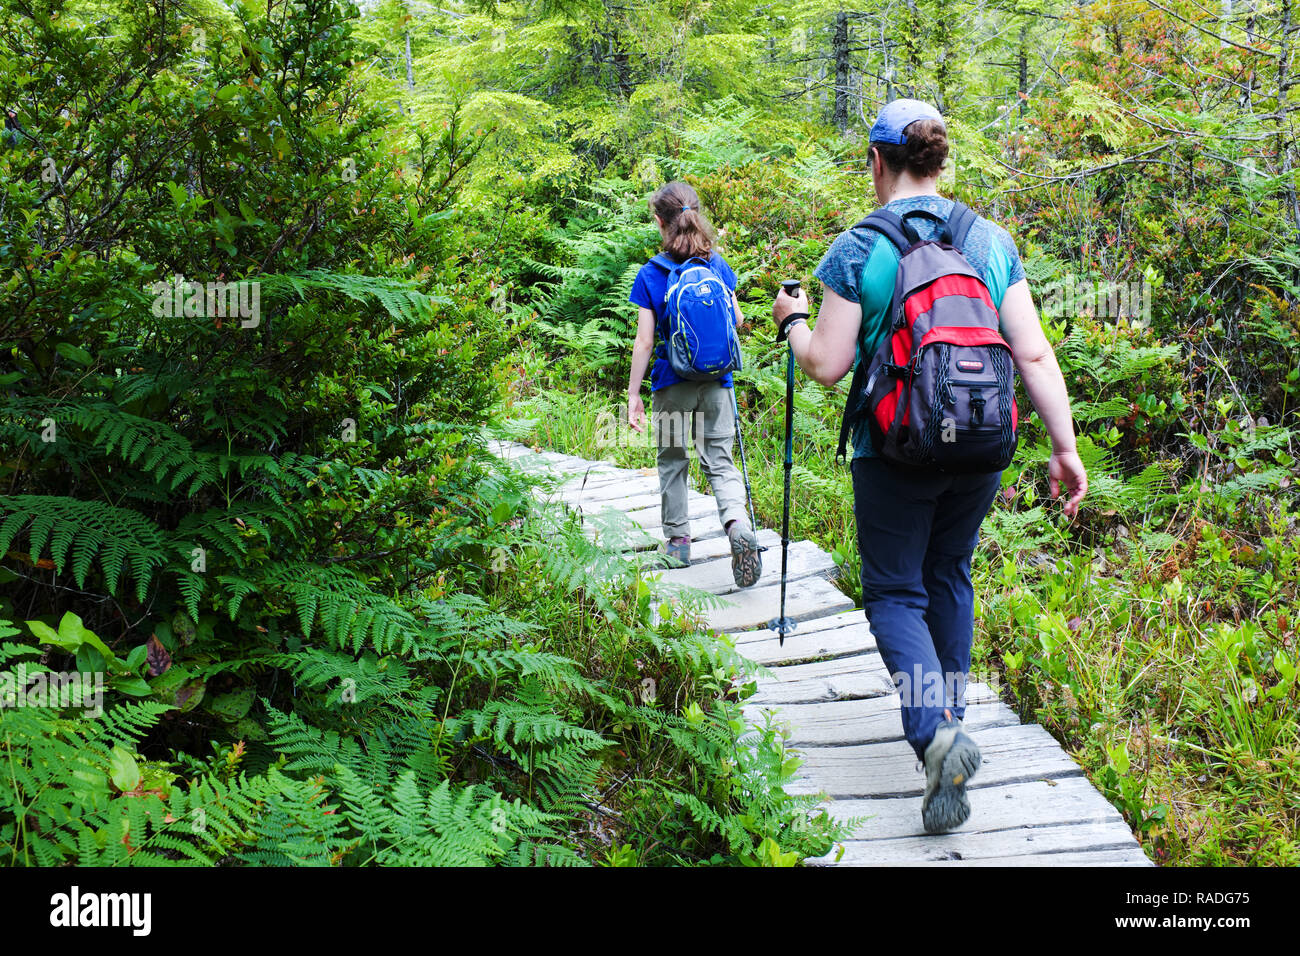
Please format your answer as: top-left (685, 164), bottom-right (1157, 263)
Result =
top-left (768, 279), bottom-right (802, 645)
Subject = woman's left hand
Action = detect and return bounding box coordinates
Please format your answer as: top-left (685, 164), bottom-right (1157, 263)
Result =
top-left (628, 394), bottom-right (646, 433)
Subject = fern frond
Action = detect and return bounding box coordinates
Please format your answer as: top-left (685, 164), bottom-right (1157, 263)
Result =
top-left (0, 496), bottom-right (168, 601)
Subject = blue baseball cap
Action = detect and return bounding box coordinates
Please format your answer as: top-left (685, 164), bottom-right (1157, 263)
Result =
top-left (869, 98), bottom-right (943, 145)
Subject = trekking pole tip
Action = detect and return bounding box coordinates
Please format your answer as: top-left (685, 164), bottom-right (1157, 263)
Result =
top-left (767, 617), bottom-right (797, 637)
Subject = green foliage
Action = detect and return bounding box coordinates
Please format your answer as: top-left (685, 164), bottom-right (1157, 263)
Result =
top-left (0, 496), bottom-right (170, 602)
top-left (488, 0), bottom-right (1300, 865)
top-left (9, 0), bottom-right (1300, 868)
top-left (0, 0), bottom-right (850, 869)
top-left (523, 179), bottom-right (658, 386)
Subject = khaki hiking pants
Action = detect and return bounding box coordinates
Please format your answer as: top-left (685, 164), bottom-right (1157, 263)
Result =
top-left (652, 380), bottom-right (748, 539)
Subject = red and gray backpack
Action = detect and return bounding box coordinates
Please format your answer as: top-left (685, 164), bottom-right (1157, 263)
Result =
top-left (837, 201), bottom-right (1019, 474)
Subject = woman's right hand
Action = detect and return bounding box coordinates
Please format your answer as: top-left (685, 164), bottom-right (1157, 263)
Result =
top-left (1048, 449), bottom-right (1087, 518)
top-left (628, 394), bottom-right (646, 433)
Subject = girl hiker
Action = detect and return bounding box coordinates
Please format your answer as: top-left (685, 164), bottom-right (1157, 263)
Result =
top-left (772, 100), bottom-right (1088, 833)
top-left (626, 181), bottom-right (762, 589)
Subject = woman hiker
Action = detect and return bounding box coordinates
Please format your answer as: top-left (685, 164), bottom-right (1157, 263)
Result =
top-left (772, 100), bottom-right (1088, 833)
top-left (625, 180), bottom-right (762, 589)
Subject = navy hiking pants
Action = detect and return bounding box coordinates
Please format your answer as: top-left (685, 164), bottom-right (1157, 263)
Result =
top-left (851, 456), bottom-right (1002, 761)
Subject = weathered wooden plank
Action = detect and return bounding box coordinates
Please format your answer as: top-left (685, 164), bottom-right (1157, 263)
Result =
top-left (788, 749), bottom-right (1080, 801)
top-left (580, 516), bottom-right (661, 550)
top-left (786, 723), bottom-right (1084, 799)
top-left (559, 473), bottom-right (655, 494)
top-left (556, 471), bottom-right (653, 495)
top-left (758, 650), bottom-right (887, 684)
top-left (622, 495), bottom-right (727, 529)
top-left (813, 821), bottom-right (1144, 866)
top-left (745, 682), bottom-right (1006, 747)
top-left (489, 441), bottom-right (538, 460)
top-left (656, 539), bottom-right (834, 595)
top-left (738, 624), bottom-right (877, 668)
top-left (638, 532), bottom-right (786, 596)
top-left (749, 652), bottom-right (893, 705)
top-left (632, 522), bottom-right (726, 545)
top-left (542, 456), bottom-right (623, 475)
top-left (567, 489), bottom-right (668, 512)
top-left (731, 607), bottom-right (865, 643)
top-left (557, 480), bottom-right (663, 505)
top-left (534, 482), bottom-right (661, 512)
top-left (750, 669), bottom-right (894, 706)
top-left (872, 847), bottom-right (1154, 867)
top-left (813, 775), bottom-right (1131, 842)
top-left (621, 490), bottom-right (718, 514)
top-left (557, 476), bottom-right (660, 498)
top-left (507, 448), bottom-right (575, 466)
top-left (551, 457), bottom-right (640, 476)
top-left (507, 453), bottom-right (628, 485)
top-left (708, 574), bottom-right (855, 634)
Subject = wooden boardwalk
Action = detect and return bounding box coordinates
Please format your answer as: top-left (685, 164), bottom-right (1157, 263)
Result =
top-left (491, 440), bottom-right (1153, 867)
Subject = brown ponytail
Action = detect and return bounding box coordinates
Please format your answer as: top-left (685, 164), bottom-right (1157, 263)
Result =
top-left (650, 181), bottom-right (716, 261)
top-left (872, 118), bottom-right (949, 179)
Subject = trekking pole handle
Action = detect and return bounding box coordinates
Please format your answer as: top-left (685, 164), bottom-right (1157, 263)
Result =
top-left (777, 280), bottom-right (807, 343)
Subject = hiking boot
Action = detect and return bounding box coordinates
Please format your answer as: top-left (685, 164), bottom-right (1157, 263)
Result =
top-left (921, 709), bottom-right (981, 834)
top-left (666, 535), bottom-right (691, 567)
top-left (726, 520), bottom-right (761, 588)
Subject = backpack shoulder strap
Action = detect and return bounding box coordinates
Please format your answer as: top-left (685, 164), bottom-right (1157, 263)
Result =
top-left (852, 210), bottom-right (920, 255)
top-left (941, 200), bottom-right (977, 252)
top-left (836, 356), bottom-right (865, 463)
top-left (653, 253), bottom-right (692, 306)
top-left (837, 208), bottom-right (932, 463)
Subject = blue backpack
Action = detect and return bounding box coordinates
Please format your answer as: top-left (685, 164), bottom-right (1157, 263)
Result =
top-left (650, 253), bottom-right (742, 382)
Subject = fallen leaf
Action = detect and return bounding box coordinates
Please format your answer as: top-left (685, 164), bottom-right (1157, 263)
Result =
top-left (147, 633), bottom-right (172, 677)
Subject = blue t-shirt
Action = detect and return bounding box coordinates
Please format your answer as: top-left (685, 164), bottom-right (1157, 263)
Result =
top-left (813, 195), bottom-right (1026, 459)
top-left (629, 250), bottom-right (740, 391)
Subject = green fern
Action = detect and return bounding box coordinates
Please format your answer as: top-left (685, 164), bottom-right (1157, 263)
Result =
top-left (1058, 331), bottom-right (1181, 387)
top-left (0, 496), bottom-right (169, 602)
top-left (0, 679), bottom-right (288, 866)
top-left (258, 269), bottom-right (440, 328)
top-left (254, 564), bottom-right (423, 654)
top-left (333, 768), bottom-right (548, 866)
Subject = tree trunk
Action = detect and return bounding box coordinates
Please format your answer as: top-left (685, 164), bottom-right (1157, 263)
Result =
top-left (902, 0), bottom-right (922, 95)
top-left (405, 30), bottom-right (414, 92)
top-left (882, 6), bottom-right (896, 102)
top-left (933, 5), bottom-right (952, 113)
top-left (1018, 23), bottom-right (1028, 116)
top-left (1277, 0), bottom-right (1300, 273)
top-left (833, 12), bottom-right (851, 131)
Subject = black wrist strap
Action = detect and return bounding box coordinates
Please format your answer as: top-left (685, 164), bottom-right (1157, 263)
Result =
top-left (777, 312), bottom-right (809, 342)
